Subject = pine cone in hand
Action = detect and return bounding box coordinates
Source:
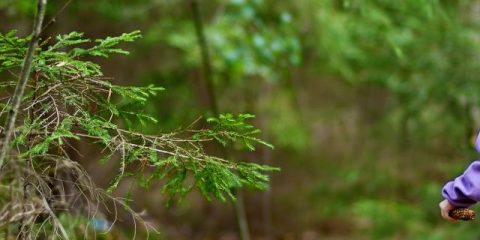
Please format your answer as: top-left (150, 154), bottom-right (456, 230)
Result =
top-left (449, 208), bottom-right (476, 221)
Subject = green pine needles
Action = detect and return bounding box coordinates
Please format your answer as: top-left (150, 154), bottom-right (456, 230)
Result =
top-left (0, 29), bottom-right (277, 237)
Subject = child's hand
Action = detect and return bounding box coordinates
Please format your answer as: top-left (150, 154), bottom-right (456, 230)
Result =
top-left (439, 199), bottom-right (457, 222)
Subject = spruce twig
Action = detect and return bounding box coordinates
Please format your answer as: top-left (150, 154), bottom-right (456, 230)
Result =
top-left (0, 0), bottom-right (47, 169)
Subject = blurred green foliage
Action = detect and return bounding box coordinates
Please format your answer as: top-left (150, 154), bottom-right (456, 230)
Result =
top-left (310, 0), bottom-right (480, 147)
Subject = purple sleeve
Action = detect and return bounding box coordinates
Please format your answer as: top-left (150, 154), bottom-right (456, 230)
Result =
top-left (442, 161), bottom-right (480, 207)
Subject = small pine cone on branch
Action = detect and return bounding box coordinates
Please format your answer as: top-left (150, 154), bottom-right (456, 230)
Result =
top-left (449, 208), bottom-right (476, 221)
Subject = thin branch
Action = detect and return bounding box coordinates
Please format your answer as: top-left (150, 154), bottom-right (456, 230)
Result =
top-left (40, 0), bottom-right (72, 33)
top-left (0, 0), bottom-right (48, 168)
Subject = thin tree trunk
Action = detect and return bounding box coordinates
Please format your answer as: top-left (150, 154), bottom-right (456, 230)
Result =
top-left (261, 147), bottom-right (273, 239)
top-left (188, 1), bottom-right (251, 239)
top-left (0, 0), bottom-right (47, 169)
top-left (189, 0), bottom-right (219, 114)
top-left (259, 82), bottom-right (273, 239)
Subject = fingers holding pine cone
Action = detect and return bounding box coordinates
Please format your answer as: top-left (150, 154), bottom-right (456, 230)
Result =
top-left (449, 208), bottom-right (476, 221)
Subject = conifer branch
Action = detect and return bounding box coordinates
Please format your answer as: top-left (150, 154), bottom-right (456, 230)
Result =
top-left (0, 0), bottom-right (47, 169)
top-left (0, 7), bottom-right (275, 236)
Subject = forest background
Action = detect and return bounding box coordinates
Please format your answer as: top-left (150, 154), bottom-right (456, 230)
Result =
top-left (1, 0), bottom-right (480, 239)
